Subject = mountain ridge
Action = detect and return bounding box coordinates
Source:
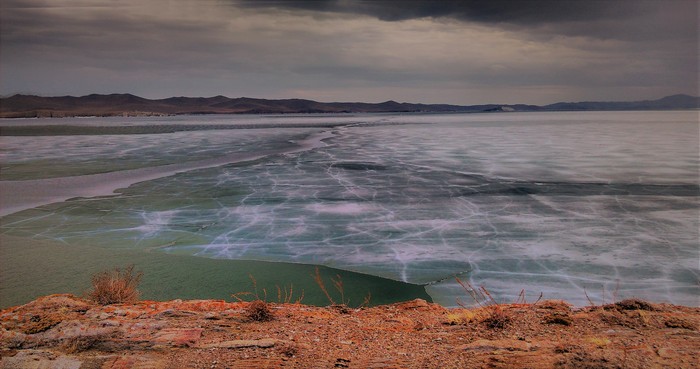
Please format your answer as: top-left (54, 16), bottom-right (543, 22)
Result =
top-left (0, 93), bottom-right (698, 118)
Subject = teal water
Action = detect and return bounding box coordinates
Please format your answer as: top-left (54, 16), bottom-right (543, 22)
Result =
top-left (0, 235), bottom-right (430, 309)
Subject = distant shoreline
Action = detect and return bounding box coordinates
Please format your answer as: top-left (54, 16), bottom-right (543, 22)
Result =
top-left (1, 93), bottom-right (698, 118)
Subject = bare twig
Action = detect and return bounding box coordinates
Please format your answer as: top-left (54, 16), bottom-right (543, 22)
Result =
top-left (313, 267), bottom-right (336, 305)
top-left (455, 277), bottom-right (486, 307)
top-left (584, 287), bottom-right (596, 307)
top-left (361, 292), bottom-right (372, 308)
top-left (480, 286), bottom-right (498, 305)
top-left (331, 274), bottom-right (346, 305)
top-left (532, 292), bottom-right (544, 305)
top-left (231, 291), bottom-right (254, 302)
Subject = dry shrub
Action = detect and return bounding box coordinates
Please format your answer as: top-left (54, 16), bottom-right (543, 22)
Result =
top-left (87, 265), bottom-right (142, 305)
top-left (483, 305), bottom-right (511, 330)
top-left (246, 300), bottom-right (273, 322)
top-left (452, 278), bottom-right (515, 330)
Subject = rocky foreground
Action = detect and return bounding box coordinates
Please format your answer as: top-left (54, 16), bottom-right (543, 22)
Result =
top-left (0, 295), bottom-right (698, 369)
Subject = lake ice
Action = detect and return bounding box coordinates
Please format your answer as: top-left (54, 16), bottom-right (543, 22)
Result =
top-left (1, 111), bottom-right (698, 306)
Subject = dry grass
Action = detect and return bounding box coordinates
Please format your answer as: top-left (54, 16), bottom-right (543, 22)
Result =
top-left (312, 267), bottom-right (338, 305)
top-left (454, 277), bottom-right (516, 330)
top-left (276, 284), bottom-right (304, 304)
top-left (232, 271), bottom-right (369, 308)
top-left (312, 267), bottom-right (361, 307)
top-left (87, 265), bottom-right (142, 305)
top-left (444, 310), bottom-right (481, 325)
top-left (231, 274), bottom-right (304, 305)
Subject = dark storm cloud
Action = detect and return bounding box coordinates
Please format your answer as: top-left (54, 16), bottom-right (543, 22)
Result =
top-left (232, 0), bottom-right (699, 101)
top-left (0, 0), bottom-right (697, 103)
top-left (238, 0), bottom-right (616, 23)
top-left (237, 0), bottom-right (697, 41)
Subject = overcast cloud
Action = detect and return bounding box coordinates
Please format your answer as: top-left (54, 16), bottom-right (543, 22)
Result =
top-left (0, 0), bottom-right (697, 104)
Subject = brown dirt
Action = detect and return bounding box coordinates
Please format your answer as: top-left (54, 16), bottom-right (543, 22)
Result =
top-left (1, 295), bottom-right (698, 368)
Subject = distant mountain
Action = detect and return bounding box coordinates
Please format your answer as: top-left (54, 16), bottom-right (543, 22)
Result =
top-left (543, 94), bottom-right (700, 111)
top-left (0, 93), bottom-right (697, 118)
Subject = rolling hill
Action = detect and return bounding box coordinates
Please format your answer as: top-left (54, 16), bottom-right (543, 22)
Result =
top-left (0, 93), bottom-right (697, 118)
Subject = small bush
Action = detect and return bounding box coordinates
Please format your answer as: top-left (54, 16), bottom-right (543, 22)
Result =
top-left (87, 265), bottom-right (142, 305)
top-left (483, 306), bottom-right (511, 330)
top-left (246, 300), bottom-right (273, 322)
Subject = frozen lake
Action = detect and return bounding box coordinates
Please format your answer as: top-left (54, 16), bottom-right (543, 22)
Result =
top-left (1, 111), bottom-right (698, 306)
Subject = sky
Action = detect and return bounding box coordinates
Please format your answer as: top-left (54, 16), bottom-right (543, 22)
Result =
top-left (1, 0), bottom-right (698, 105)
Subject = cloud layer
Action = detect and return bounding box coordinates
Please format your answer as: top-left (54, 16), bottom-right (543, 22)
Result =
top-left (1, 0), bottom-right (697, 104)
